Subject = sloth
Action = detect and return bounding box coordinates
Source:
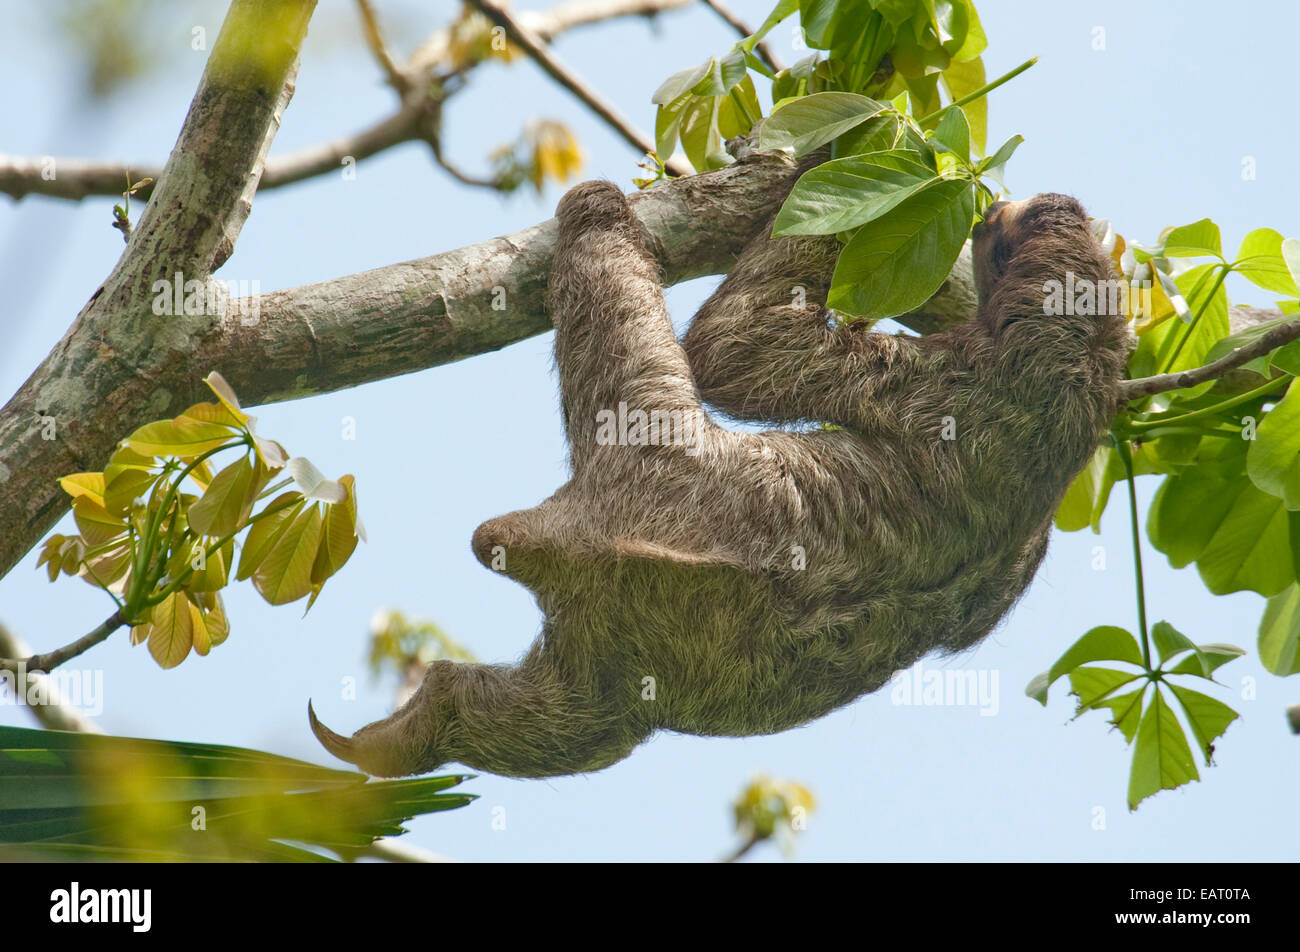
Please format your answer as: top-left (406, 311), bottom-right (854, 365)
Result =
top-left (309, 180), bottom-right (1129, 778)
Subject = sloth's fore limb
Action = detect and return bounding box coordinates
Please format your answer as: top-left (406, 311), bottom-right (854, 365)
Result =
top-left (550, 181), bottom-right (712, 473)
top-left (310, 652), bottom-right (649, 778)
top-left (683, 229), bottom-right (934, 429)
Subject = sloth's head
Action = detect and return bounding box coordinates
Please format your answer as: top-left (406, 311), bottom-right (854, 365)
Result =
top-left (971, 192), bottom-right (1099, 330)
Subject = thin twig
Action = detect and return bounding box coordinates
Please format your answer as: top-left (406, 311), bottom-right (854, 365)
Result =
top-left (0, 611), bottom-right (125, 675)
top-left (720, 832), bottom-right (761, 862)
top-left (0, 623), bottom-right (105, 732)
top-left (466, 0), bottom-right (692, 176)
top-left (1120, 318), bottom-right (1300, 400)
top-left (700, 0), bottom-right (783, 72)
top-left (0, 0), bottom-right (694, 202)
top-left (428, 135), bottom-right (503, 189)
top-left (355, 0), bottom-right (410, 93)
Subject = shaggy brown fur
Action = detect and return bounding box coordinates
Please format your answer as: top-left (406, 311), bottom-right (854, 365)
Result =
top-left (309, 185), bottom-right (1129, 778)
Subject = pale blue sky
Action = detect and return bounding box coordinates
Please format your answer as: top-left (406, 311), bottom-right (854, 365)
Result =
top-left (1, 0), bottom-right (1297, 860)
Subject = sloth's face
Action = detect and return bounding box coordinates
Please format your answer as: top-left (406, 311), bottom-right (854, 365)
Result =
top-left (971, 193), bottom-right (1089, 307)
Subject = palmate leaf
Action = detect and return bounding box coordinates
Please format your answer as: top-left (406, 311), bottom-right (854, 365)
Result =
top-left (0, 726), bottom-right (473, 862)
top-left (1067, 666), bottom-right (1141, 712)
top-left (1026, 625), bottom-right (1144, 705)
top-left (1165, 683), bottom-right (1238, 764)
top-left (1128, 688), bottom-right (1199, 811)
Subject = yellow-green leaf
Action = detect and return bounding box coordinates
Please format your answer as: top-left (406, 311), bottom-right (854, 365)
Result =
top-left (236, 492), bottom-right (303, 581)
top-left (145, 592), bottom-right (194, 669)
top-left (125, 417), bottom-right (236, 458)
top-left (253, 504), bottom-right (324, 605)
top-left (189, 455), bottom-right (260, 537)
top-left (58, 472), bottom-right (106, 507)
top-left (72, 496), bottom-right (127, 548)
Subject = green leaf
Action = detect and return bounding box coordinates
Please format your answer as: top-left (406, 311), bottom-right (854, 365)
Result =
top-left (1053, 445), bottom-right (1117, 532)
top-left (1095, 687), bottom-right (1146, 744)
top-left (1270, 338), bottom-right (1300, 376)
top-left (689, 50), bottom-right (747, 97)
top-left (827, 176), bottom-right (973, 320)
top-left (1165, 683), bottom-right (1238, 764)
top-left (1234, 228), bottom-right (1300, 296)
top-left (799, 0), bottom-right (841, 46)
top-left (1128, 688), bottom-right (1199, 810)
top-left (1068, 666), bottom-right (1142, 711)
top-left (744, 0), bottom-right (798, 47)
top-left (930, 103), bottom-right (970, 160)
top-left (1148, 469), bottom-right (1293, 596)
top-left (759, 92), bottom-right (886, 155)
top-left (976, 133), bottom-right (1022, 182)
top-left (1026, 625), bottom-right (1145, 705)
top-left (1283, 238), bottom-right (1300, 291)
top-left (651, 60), bottom-right (712, 105)
top-left (1150, 620), bottom-right (1207, 672)
top-left (951, 0), bottom-right (986, 60)
top-left (773, 150), bottom-right (937, 236)
top-left (1258, 582), bottom-right (1300, 675)
top-left (654, 93), bottom-right (691, 161)
top-left (1133, 262), bottom-right (1222, 384)
top-left (1165, 642), bottom-right (1246, 678)
top-left (1247, 380), bottom-right (1300, 506)
top-left (1161, 218), bottom-right (1223, 259)
top-left (939, 54), bottom-right (986, 155)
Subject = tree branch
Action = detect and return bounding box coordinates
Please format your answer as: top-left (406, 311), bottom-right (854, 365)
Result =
top-left (0, 612), bottom-right (124, 677)
top-left (700, 0), bottom-right (783, 72)
top-left (0, 0), bottom-right (693, 202)
top-left (1120, 317), bottom-right (1300, 400)
top-left (0, 0), bottom-right (314, 581)
top-left (0, 622), bottom-right (107, 731)
top-left (466, 0), bottom-right (692, 176)
top-left (355, 0), bottom-right (408, 93)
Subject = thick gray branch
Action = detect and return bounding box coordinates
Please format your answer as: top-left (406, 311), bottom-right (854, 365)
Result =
top-left (0, 0), bottom-right (315, 581)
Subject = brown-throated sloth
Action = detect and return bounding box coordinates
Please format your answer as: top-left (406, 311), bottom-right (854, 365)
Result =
top-left (309, 182), bottom-right (1129, 778)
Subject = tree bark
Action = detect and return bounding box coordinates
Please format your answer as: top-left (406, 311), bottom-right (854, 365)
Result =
top-left (0, 0), bottom-right (316, 581)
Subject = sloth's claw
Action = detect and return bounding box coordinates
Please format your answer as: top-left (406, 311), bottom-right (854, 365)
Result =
top-left (307, 700), bottom-right (358, 765)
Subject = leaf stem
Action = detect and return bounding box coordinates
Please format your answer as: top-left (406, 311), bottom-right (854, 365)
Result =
top-left (916, 56), bottom-right (1037, 123)
top-left (1115, 439), bottom-right (1151, 669)
top-left (1128, 375), bottom-right (1288, 430)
